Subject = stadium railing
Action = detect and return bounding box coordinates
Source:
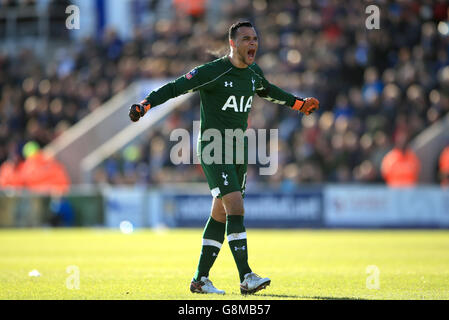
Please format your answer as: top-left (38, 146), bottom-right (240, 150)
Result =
top-left (411, 112), bottom-right (449, 183)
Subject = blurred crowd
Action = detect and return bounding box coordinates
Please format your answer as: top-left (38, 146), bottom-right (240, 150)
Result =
top-left (1, 0), bottom-right (449, 191)
top-left (0, 0), bottom-right (36, 7)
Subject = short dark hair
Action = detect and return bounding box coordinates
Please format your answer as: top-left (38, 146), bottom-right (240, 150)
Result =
top-left (229, 21), bottom-right (254, 40)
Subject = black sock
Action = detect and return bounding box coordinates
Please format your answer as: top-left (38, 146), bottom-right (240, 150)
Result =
top-left (226, 215), bottom-right (251, 282)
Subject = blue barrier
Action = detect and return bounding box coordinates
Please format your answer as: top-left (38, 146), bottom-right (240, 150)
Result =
top-left (159, 191), bottom-right (324, 228)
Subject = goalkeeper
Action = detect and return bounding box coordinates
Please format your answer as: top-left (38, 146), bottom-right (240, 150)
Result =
top-left (129, 21), bottom-right (319, 295)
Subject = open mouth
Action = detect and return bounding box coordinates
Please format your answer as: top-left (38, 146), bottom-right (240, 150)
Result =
top-left (247, 49), bottom-right (256, 59)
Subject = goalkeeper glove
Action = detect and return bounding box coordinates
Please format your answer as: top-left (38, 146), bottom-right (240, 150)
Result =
top-left (129, 100), bottom-right (151, 122)
top-left (292, 97), bottom-right (319, 115)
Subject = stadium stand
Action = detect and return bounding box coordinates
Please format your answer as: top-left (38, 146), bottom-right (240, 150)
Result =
top-left (1, 0), bottom-right (449, 190)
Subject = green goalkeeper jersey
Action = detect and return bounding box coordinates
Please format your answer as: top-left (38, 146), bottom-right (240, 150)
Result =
top-left (144, 56), bottom-right (297, 136)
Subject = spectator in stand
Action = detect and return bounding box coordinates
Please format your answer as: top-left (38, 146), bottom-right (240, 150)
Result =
top-left (381, 130), bottom-right (421, 187)
top-left (438, 145), bottom-right (449, 187)
top-left (0, 142), bottom-right (24, 189)
top-left (173, 0), bottom-right (207, 20)
top-left (0, 140), bottom-right (70, 194)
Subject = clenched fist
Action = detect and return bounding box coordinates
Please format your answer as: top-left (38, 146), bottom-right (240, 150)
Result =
top-left (129, 102), bottom-right (150, 122)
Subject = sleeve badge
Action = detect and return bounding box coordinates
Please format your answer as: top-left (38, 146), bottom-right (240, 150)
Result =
top-left (185, 68), bottom-right (198, 80)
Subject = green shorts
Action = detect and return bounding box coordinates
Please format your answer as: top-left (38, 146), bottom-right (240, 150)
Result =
top-left (200, 162), bottom-right (248, 198)
top-left (197, 132), bottom-right (248, 198)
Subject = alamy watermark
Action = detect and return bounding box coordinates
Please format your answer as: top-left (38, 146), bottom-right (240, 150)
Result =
top-left (365, 5), bottom-right (380, 30)
top-left (366, 265), bottom-right (380, 289)
top-left (170, 121), bottom-right (278, 175)
top-left (66, 265), bottom-right (80, 290)
top-left (65, 5), bottom-right (80, 30)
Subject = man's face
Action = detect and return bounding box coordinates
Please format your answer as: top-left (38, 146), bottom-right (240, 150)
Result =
top-left (231, 26), bottom-right (258, 66)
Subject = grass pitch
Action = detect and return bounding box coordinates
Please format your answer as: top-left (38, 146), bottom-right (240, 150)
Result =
top-left (0, 228), bottom-right (448, 300)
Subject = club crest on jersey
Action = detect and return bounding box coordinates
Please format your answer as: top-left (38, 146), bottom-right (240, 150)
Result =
top-left (224, 81), bottom-right (233, 87)
top-left (185, 68), bottom-right (198, 80)
top-left (222, 172), bottom-right (229, 186)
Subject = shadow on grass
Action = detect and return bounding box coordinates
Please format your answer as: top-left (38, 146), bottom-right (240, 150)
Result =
top-left (255, 293), bottom-right (367, 300)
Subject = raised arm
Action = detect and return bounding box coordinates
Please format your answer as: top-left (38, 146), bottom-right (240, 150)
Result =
top-left (129, 62), bottom-right (220, 122)
top-left (249, 64), bottom-right (319, 115)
